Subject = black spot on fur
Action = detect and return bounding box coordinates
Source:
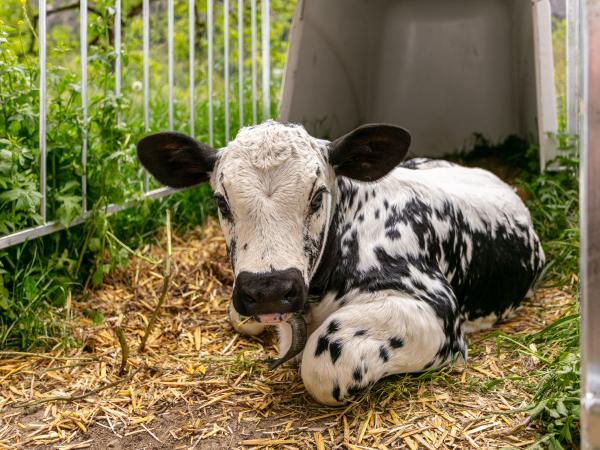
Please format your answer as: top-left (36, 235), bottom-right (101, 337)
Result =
top-left (304, 221), bottom-right (327, 274)
top-left (354, 329), bottom-right (366, 337)
top-left (332, 384), bottom-right (341, 402)
top-left (375, 209), bottom-right (380, 219)
top-left (352, 367), bottom-right (362, 382)
top-left (385, 228), bottom-right (402, 240)
top-left (389, 337), bottom-right (404, 348)
top-left (347, 385), bottom-right (363, 397)
top-left (315, 336), bottom-right (329, 357)
top-left (307, 170), bottom-right (543, 370)
top-left (330, 340), bottom-right (342, 364)
top-left (379, 345), bottom-right (389, 362)
top-left (227, 239), bottom-right (237, 271)
top-left (327, 320), bottom-right (340, 335)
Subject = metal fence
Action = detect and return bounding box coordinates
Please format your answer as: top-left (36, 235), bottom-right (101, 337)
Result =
top-left (0, 0), bottom-right (271, 250)
top-left (578, 0), bottom-right (600, 447)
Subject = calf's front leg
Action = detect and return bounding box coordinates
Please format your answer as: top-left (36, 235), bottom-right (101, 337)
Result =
top-left (300, 295), bottom-right (465, 405)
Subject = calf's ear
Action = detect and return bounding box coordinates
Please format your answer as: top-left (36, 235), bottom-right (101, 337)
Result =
top-left (329, 124), bottom-right (411, 182)
top-left (137, 132), bottom-right (217, 188)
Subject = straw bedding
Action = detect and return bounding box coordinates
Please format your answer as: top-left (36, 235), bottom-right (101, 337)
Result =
top-left (0, 219), bottom-right (574, 449)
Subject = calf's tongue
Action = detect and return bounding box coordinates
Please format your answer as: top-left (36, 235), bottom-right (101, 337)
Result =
top-left (256, 313), bottom-right (289, 324)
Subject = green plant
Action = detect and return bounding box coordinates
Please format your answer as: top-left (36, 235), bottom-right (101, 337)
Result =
top-left (451, 129), bottom-right (580, 447)
top-left (504, 136), bottom-right (579, 449)
top-left (0, 0), bottom-right (294, 348)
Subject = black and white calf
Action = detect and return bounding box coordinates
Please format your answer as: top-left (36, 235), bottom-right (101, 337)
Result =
top-left (137, 121), bottom-right (544, 405)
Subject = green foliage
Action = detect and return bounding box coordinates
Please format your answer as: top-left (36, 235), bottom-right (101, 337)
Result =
top-left (0, 5), bottom-right (582, 447)
top-left (491, 137), bottom-right (579, 449)
top-left (0, 0), bottom-right (294, 348)
top-left (519, 135), bottom-right (579, 289)
top-left (517, 143), bottom-right (579, 449)
top-left (553, 18), bottom-right (566, 128)
top-left (522, 314), bottom-right (580, 449)
top-left (453, 130), bottom-right (580, 448)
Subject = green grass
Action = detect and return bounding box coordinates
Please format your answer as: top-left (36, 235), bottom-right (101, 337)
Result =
top-left (453, 131), bottom-right (580, 448)
top-left (0, 0), bottom-right (294, 348)
top-left (495, 40), bottom-right (579, 450)
top-left (0, 9), bottom-right (580, 449)
top-left (506, 141), bottom-right (580, 449)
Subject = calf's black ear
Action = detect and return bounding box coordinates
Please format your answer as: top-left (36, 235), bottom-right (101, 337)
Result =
top-left (137, 132), bottom-right (217, 188)
top-left (329, 124), bottom-right (411, 182)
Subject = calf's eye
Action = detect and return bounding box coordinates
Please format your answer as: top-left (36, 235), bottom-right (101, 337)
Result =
top-left (309, 189), bottom-right (325, 215)
top-left (214, 194), bottom-right (233, 220)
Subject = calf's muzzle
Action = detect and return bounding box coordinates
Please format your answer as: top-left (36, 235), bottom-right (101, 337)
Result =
top-left (233, 268), bottom-right (306, 319)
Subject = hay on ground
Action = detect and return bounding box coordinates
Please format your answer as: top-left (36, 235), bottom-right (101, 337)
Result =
top-left (0, 219), bottom-right (575, 449)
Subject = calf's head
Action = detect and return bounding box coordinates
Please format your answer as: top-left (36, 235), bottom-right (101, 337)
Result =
top-left (137, 122), bottom-right (410, 321)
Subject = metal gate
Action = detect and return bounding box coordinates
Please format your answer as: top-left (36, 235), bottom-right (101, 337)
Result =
top-left (0, 0), bottom-right (272, 250)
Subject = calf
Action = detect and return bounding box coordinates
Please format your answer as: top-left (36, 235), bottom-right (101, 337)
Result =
top-left (137, 121), bottom-right (544, 405)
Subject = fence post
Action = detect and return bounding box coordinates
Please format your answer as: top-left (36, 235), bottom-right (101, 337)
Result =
top-left (261, 0), bottom-right (270, 120)
top-left (38, 0), bottom-right (47, 223)
top-left (115, 0), bottom-right (122, 123)
top-left (581, 0), bottom-right (600, 448)
top-left (224, 0), bottom-right (230, 143)
top-left (238, 0), bottom-right (244, 129)
top-left (567, 0), bottom-right (581, 136)
top-left (189, 0), bottom-right (195, 136)
top-left (168, 0), bottom-right (174, 131)
top-left (208, 0), bottom-right (214, 146)
top-left (251, 0), bottom-right (257, 124)
top-left (143, 0), bottom-right (150, 191)
top-left (80, 0), bottom-right (88, 212)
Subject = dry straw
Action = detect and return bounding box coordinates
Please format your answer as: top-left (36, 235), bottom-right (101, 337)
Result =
top-left (0, 218), bottom-right (574, 449)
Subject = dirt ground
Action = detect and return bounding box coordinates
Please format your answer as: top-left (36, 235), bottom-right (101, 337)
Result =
top-left (0, 220), bottom-right (575, 449)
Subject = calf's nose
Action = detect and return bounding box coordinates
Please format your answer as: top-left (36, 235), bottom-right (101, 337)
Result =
top-left (233, 268), bottom-right (306, 317)
top-left (241, 277), bottom-right (294, 305)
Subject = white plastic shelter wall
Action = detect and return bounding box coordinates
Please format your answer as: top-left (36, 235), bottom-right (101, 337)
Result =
top-left (279, 0), bottom-right (558, 165)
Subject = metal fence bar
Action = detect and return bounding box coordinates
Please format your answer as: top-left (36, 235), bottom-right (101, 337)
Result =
top-left (582, 2), bottom-right (600, 448)
top-left (1, 0), bottom-right (273, 250)
top-left (38, 0), bottom-right (47, 223)
top-left (189, 0), bottom-right (195, 136)
top-left (168, 0), bottom-right (174, 131)
top-left (238, 0), bottom-right (244, 128)
top-left (224, 0), bottom-right (230, 143)
top-left (261, 0), bottom-right (270, 120)
top-left (567, 0), bottom-right (581, 136)
top-left (115, 0), bottom-right (121, 107)
top-left (80, 0), bottom-right (88, 213)
top-left (208, 0), bottom-right (214, 146)
top-left (251, 0), bottom-right (257, 124)
top-left (143, 0), bottom-right (150, 191)
top-left (0, 187), bottom-right (178, 250)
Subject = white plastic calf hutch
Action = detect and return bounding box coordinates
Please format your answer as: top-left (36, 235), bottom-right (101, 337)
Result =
top-left (279, 0), bottom-right (558, 168)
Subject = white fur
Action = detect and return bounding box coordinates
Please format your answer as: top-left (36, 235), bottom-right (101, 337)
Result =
top-left (301, 293), bottom-right (447, 405)
top-left (210, 122), bottom-right (335, 283)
